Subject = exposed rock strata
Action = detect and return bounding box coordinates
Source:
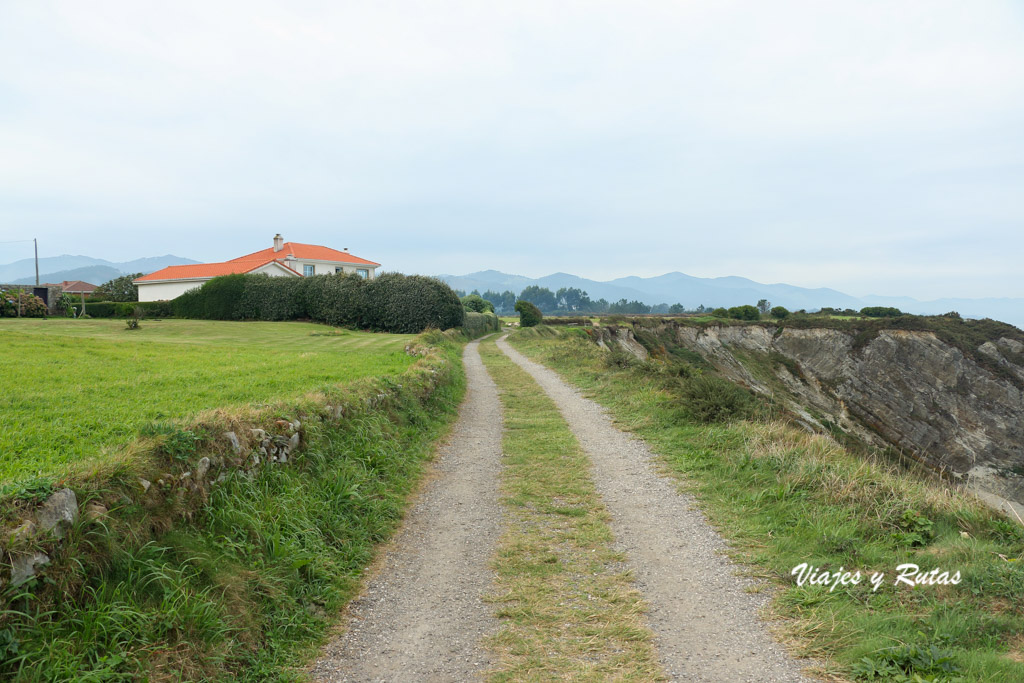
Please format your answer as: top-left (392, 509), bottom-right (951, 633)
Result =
top-left (611, 322), bottom-right (1024, 517)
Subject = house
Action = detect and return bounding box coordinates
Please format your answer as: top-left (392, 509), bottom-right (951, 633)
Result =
top-left (49, 280), bottom-right (98, 296)
top-left (134, 234), bottom-right (380, 302)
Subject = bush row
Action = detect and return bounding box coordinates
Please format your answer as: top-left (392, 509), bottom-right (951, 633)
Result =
top-left (172, 273), bottom-right (465, 334)
top-left (78, 301), bottom-right (175, 318)
top-left (542, 316), bottom-right (592, 326)
top-left (463, 311), bottom-right (500, 338)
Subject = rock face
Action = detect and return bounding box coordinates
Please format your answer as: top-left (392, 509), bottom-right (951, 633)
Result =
top-left (628, 322), bottom-right (1024, 514)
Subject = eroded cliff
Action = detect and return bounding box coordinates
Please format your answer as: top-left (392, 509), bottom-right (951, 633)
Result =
top-left (612, 318), bottom-right (1024, 518)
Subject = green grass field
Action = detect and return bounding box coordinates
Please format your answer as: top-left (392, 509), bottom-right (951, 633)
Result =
top-left (0, 319), bottom-right (414, 483)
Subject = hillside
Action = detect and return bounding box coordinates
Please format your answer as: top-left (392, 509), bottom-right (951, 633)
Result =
top-left (1, 254), bottom-right (198, 285)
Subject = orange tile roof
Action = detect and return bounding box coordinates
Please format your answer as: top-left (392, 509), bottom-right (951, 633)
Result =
top-left (134, 258), bottom-right (299, 283)
top-left (230, 242), bottom-right (380, 267)
top-left (60, 280), bottom-right (98, 292)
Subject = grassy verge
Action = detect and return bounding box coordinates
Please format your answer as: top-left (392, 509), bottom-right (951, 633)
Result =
top-left (0, 331), bottom-right (464, 681)
top-left (478, 338), bottom-right (662, 681)
top-left (0, 319), bottom-right (414, 482)
top-left (509, 327), bottom-right (1024, 682)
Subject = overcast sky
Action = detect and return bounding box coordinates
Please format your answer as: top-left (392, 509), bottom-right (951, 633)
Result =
top-left (2, 1), bottom-right (1023, 299)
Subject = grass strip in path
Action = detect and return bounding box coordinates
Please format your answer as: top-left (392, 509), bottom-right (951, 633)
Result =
top-left (478, 337), bottom-right (663, 681)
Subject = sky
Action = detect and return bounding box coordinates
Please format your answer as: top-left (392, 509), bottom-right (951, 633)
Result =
top-left (2, 1), bottom-right (1023, 300)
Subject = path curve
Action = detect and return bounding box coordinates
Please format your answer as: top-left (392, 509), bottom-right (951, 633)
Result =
top-left (497, 336), bottom-right (812, 682)
top-left (310, 338), bottom-right (504, 682)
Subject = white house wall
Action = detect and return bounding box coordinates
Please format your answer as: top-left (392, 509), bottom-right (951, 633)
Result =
top-left (290, 261), bottom-right (377, 278)
top-left (137, 280), bottom-right (205, 302)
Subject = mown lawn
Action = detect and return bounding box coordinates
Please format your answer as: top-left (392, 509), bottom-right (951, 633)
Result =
top-left (0, 319), bottom-right (414, 483)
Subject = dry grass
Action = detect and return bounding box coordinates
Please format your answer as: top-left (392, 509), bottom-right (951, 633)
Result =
top-left (479, 339), bottom-right (664, 681)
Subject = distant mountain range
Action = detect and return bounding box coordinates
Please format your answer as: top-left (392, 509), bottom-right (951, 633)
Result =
top-left (438, 270), bottom-right (1024, 329)
top-left (1, 255), bottom-right (199, 287)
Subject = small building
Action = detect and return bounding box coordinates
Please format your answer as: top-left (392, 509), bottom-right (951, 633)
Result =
top-left (46, 280), bottom-right (99, 296)
top-left (134, 235), bottom-right (380, 302)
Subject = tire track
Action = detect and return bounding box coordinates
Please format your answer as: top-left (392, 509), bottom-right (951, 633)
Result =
top-left (497, 335), bottom-right (812, 682)
top-left (310, 339), bottom-right (504, 682)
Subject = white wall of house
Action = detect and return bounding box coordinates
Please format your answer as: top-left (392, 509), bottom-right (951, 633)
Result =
top-left (291, 260), bottom-right (377, 278)
top-left (137, 280), bottom-right (205, 302)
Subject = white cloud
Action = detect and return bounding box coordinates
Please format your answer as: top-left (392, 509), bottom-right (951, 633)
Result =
top-left (1, 1), bottom-right (1023, 298)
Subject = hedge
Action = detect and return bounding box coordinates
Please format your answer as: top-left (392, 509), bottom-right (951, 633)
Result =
top-left (74, 301), bottom-right (174, 318)
top-left (463, 311), bottom-right (500, 338)
top-left (172, 273), bottom-right (465, 334)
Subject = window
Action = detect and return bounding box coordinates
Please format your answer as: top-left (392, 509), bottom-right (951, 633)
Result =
top-left (356, 268), bottom-right (369, 279)
top-left (303, 265), bottom-right (315, 277)
top-left (335, 267), bottom-right (344, 274)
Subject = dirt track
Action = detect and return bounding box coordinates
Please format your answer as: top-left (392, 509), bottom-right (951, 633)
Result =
top-left (497, 335), bottom-right (811, 682)
top-left (309, 339), bottom-right (504, 682)
top-left (310, 335), bottom-right (812, 681)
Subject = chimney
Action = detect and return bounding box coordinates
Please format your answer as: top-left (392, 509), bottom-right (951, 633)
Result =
top-left (344, 247), bottom-right (349, 252)
top-left (273, 234), bottom-right (284, 252)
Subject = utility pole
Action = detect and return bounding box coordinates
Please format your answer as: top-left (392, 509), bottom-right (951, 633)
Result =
top-left (35, 238), bottom-right (39, 285)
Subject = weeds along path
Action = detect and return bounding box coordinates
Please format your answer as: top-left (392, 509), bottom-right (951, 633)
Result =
top-left (496, 335), bottom-right (812, 683)
top-left (310, 338), bottom-right (503, 682)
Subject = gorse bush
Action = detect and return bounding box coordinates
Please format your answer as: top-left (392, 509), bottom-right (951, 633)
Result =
top-left (677, 372), bottom-right (755, 423)
top-left (171, 273), bottom-right (464, 334)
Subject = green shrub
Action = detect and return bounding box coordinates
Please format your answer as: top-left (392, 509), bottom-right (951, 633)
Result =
top-left (461, 294), bottom-right (494, 313)
top-left (135, 301), bottom-right (174, 318)
top-left (364, 274), bottom-right (465, 333)
top-left (860, 306), bottom-right (903, 318)
top-left (94, 273), bottom-right (144, 302)
top-left (174, 274), bottom-right (248, 320)
top-left (236, 274), bottom-right (308, 321)
top-left (727, 305), bottom-right (761, 321)
top-left (171, 273), bottom-right (464, 334)
top-left (78, 301), bottom-right (118, 318)
top-left (0, 289), bottom-right (48, 318)
top-left (711, 307), bottom-right (728, 317)
top-left (515, 300), bottom-right (543, 327)
top-left (770, 306), bottom-right (790, 319)
top-left (678, 372), bottom-right (755, 423)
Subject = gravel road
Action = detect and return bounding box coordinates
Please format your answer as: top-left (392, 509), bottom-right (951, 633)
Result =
top-left (497, 336), bottom-right (813, 682)
top-left (309, 339), bottom-right (504, 682)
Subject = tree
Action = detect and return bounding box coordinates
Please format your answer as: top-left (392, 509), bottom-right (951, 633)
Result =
top-left (515, 300), bottom-right (543, 327)
top-left (461, 294), bottom-right (493, 313)
top-left (608, 299), bottom-right (651, 314)
top-left (555, 287), bottom-right (591, 312)
top-left (482, 289), bottom-right (515, 314)
top-left (711, 307), bottom-right (728, 317)
top-left (757, 299), bottom-right (771, 315)
top-left (727, 305), bottom-right (761, 321)
top-left (668, 303), bottom-right (685, 315)
top-left (770, 305), bottom-right (790, 319)
top-left (95, 273), bottom-right (144, 302)
top-left (519, 285), bottom-right (557, 312)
